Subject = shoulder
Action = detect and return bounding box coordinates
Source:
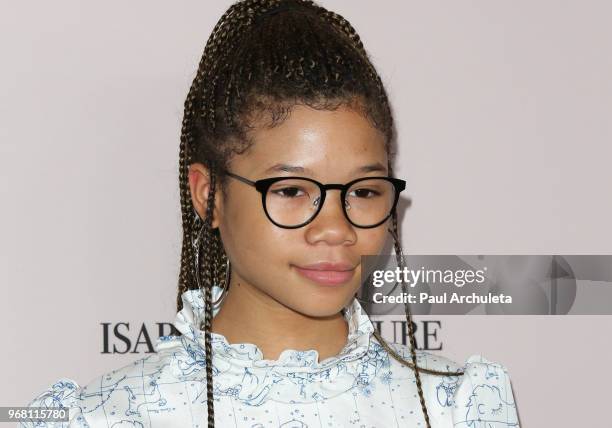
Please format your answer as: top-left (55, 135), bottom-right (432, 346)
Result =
top-left (21, 339), bottom-right (185, 428)
top-left (373, 337), bottom-right (463, 373)
top-left (449, 354), bottom-right (520, 427)
top-left (20, 378), bottom-right (88, 427)
top-left (374, 339), bottom-right (521, 426)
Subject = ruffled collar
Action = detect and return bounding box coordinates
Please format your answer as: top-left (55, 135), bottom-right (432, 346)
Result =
top-left (160, 285), bottom-right (387, 405)
top-left (173, 285), bottom-right (375, 369)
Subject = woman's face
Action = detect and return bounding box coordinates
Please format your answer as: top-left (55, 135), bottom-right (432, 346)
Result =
top-left (190, 104), bottom-right (390, 317)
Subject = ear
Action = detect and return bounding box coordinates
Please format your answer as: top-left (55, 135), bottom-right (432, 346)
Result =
top-left (188, 162), bottom-right (222, 229)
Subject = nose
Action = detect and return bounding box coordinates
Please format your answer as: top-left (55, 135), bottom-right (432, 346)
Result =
top-left (304, 189), bottom-right (357, 245)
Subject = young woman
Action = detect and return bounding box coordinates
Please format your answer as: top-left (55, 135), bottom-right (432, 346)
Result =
top-left (24, 1), bottom-right (520, 427)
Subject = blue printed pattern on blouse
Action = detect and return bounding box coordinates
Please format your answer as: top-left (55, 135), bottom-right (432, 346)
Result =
top-left (22, 286), bottom-right (520, 427)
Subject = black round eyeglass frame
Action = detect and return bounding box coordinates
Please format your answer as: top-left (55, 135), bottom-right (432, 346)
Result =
top-left (223, 170), bottom-right (406, 229)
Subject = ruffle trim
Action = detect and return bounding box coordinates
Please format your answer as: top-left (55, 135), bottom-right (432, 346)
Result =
top-left (170, 285), bottom-right (375, 370)
top-left (155, 286), bottom-right (385, 405)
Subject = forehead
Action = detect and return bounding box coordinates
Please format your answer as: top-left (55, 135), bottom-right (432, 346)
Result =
top-left (231, 104), bottom-right (388, 178)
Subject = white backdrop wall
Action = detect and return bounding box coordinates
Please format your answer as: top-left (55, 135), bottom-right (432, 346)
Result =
top-left (1, 1), bottom-right (611, 427)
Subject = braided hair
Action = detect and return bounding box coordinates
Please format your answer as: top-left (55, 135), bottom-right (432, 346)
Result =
top-left (175, 1), bottom-right (463, 426)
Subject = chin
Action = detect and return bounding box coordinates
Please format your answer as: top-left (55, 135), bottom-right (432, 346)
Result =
top-left (288, 287), bottom-right (358, 318)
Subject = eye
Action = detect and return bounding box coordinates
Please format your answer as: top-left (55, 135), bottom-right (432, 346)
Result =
top-left (349, 188), bottom-right (381, 198)
top-left (271, 186), bottom-right (307, 198)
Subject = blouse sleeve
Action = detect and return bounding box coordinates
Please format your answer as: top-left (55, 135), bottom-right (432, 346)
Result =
top-left (19, 378), bottom-right (90, 428)
top-left (451, 355), bottom-right (521, 427)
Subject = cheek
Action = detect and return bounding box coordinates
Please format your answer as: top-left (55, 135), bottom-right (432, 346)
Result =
top-left (222, 195), bottom-right (291, 263)
top-left (357, 228), bottom-right (388, 256)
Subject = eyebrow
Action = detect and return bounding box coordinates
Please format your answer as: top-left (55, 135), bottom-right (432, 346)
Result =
top-left (264, 162), bottom-right (387, 175)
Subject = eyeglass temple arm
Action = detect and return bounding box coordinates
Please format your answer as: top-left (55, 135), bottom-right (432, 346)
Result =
top-left (224, 171), bottom-right (256, 187)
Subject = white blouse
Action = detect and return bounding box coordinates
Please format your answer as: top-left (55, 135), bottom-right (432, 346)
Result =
top-left (22, 285), bottom-right (521, 427)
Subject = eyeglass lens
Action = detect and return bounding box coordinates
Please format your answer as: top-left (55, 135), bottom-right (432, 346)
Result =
top-left (265, 178), bottom-right (395, 227)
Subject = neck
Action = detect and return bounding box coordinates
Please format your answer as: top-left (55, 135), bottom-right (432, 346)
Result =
top-left (210, 280), bottom-right (349, 362)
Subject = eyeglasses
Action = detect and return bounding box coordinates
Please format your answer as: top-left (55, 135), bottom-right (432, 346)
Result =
top-left (223, 170), bottom-right (406, 229)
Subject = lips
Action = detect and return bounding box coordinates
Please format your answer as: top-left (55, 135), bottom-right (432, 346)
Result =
top-left (292, 261), bottom-right (356, 286)
top-left (296, 261), bottom-right (355, 271)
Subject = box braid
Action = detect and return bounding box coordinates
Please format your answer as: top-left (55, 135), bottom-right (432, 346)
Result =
top-left (175, 1), bottom-right (463, 426)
